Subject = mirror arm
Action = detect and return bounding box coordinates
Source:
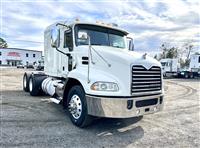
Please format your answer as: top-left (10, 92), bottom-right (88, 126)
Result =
top-left (55, 47), bottom-right (71, 57)
top-left (127, 37), bottom-right (134, 51)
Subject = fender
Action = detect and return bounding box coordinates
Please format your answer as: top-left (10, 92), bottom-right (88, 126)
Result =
top-left (66, 66), bottom-right (125, 96)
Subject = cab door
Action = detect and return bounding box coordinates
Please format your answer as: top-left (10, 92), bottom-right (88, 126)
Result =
top-left (58, 28), bottom-right (74, 77)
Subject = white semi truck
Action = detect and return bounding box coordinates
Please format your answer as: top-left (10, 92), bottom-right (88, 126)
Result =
top-left (23, 21), bottom-right (164, 127)
top-left (160, 58), bottom-right (180, 77)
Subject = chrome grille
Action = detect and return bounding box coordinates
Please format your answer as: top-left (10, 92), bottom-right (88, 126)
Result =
top-left (131, 65), bottom-right (162, 96)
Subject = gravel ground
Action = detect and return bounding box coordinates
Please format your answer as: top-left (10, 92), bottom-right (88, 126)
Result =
top-left (0, 68), bottom-right (200, 148)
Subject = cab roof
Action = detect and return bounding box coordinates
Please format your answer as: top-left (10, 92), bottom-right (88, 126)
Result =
top-left (72, 22), bottom-right (128, 35)
top-left (46, 21), bottom-right (129, 35)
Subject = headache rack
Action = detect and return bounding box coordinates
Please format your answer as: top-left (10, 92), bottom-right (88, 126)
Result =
top-left (131, 65), bottom-right (162, 97)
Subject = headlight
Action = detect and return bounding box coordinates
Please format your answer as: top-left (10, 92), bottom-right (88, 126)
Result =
top-left (91, 82), bottom-right (119, 91)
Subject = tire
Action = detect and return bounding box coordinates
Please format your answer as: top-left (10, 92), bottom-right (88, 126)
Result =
top-left (184, 73), bottom-right (189, 78)
top-left (29, 74), bottom-right (46, 96)
top-left (163, 73), bottom-right (165, 77)
top-left (67, 85), bottom-right (93, 127)
top-left (23, 73), bottom-right (31, 92)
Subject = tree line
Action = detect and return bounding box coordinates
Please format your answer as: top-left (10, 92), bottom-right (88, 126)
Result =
top-left (154, 41), bottom-right (199, 68)
top-left (0, 37), bottom-right (8, 48)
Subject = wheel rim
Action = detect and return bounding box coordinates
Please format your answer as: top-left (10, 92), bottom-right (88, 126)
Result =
top-left (68, 94), bottom-right (82, 119)
top-left (29, 78), bottom-right (33, 92)
top-left (23, 76), bottom-right (27, 88)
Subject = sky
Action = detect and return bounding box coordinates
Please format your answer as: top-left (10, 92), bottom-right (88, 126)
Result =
top-left (0, 0), bottom-right (200, 55)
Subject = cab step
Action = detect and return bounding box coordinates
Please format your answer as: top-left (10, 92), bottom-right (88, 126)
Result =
top-left (49, 97), bottom-right (62, 104)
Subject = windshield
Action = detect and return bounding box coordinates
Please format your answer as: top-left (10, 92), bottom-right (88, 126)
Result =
top-left (161, 62), bottom-right (166, 66)
top-left (161, 62), bottom-right (169, 66)
top-left (75, 24), bottom-right (126, 49)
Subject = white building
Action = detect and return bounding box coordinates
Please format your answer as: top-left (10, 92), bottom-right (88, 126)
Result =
top-left (0, 48), bottom-right (42, 66)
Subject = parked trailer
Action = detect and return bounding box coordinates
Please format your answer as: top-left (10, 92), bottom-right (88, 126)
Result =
top-left (23, 21), bottom-right (164, 127)
top-left (178, 54), bottom-right (200, 78)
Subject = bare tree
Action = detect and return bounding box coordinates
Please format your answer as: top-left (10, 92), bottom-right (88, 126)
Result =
top-left (159, 43), bottom-right (178, 59)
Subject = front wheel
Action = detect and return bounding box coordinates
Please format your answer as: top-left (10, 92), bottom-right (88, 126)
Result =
top-left (67, 85), bottom-right (93, 127)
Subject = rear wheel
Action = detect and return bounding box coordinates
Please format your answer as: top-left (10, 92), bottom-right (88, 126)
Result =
top-left (23, 73), bottom-right (31, 92)
top-left (67, 85), bottom-right (93, 127)
top-left (190, 73), bottom-right (194, 78)
top-left (29, 74), bottom-right (46, 96)
top-left (184, 73), bottom-right (189, 78)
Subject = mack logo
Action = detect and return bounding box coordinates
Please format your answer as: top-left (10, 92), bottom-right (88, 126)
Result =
top-left (142, 65), bottom-right (154, 70)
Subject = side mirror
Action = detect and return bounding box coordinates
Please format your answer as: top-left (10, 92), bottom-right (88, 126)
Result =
top-left (127, 37), bottom-right (134, 51)
top-left (78, 31), bottom-right (88, 40)
top-left (51, 27), bottom-right (60, 48)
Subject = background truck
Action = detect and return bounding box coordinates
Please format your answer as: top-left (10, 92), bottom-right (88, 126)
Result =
top-left (160, 58), bottom-right (180, 77)
top-left (178, 54), bottom-right (200, 78)
top-left (23, 20), bottom-right (164, 127)
top-left (35, 59), bottom-right (44, 71)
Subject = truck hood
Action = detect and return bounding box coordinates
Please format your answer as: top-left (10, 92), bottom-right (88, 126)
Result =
top-left (89, 46), bottom-right (161, 69)
top-left (74, 45), bottom-right (162, 96)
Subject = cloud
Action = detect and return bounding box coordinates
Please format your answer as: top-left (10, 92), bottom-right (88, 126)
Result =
top-left (1, 0), bottom-right (199, 53)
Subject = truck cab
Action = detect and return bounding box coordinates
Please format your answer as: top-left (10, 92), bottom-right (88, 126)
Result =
top-left (160, 58), bottom-right (180, 77)
top-left (23, 21), bottom-right (164, 127)
top-left (189, 54), bottom-right (200, 73)
top-left (178, 54), bottom-right (200, 78)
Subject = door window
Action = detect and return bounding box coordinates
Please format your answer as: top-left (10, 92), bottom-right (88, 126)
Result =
top-left (64, 30), bottom-right (73, 51)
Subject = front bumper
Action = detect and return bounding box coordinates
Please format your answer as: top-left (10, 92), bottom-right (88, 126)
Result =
top-left (86, 94), bottom-right (164, 118)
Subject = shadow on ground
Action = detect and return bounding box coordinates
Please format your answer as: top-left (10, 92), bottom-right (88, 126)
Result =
top-left (1, 89), bottom-right (145, 147)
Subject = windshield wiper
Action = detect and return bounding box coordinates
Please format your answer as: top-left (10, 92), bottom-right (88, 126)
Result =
top-left (112, 45), bottom-right (123, 48)
top-left (90, 46), bottom-right (111, 67)
top-left (92, 43), bottom-right (105, 46)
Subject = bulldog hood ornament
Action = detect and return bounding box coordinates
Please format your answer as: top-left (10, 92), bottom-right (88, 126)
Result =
top-left (142, 53), bottom-right (147, 59)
